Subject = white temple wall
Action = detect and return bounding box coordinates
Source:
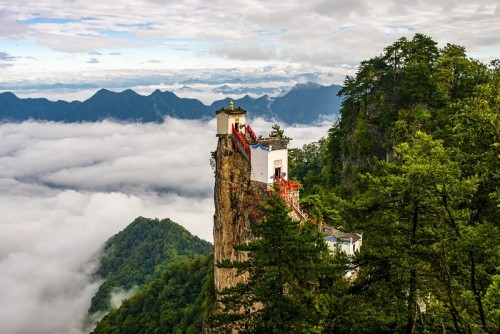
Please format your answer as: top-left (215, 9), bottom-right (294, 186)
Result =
top-left (216, 112), bottom-right (246, 135)
top-left (250, 146), bottom-right (288, 184)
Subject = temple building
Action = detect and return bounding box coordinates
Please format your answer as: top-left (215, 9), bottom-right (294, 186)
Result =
top-left (215, 101), bottom-right (307, 221)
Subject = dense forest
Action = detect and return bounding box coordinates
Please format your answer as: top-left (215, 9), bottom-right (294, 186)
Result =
top-left (87, 217), bottom-right (212, 328)
top-left (91, 256), bottom-right (214, 334)
top-left (210, 193), bottom-right (350, 333)
top-left (287, 34), bottom-right (499, 333)
top-left (90, 34), bottom-right (498, 333)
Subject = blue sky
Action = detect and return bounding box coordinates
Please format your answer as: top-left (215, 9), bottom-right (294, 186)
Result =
top-left (0, 0), bottom-right (498, 102)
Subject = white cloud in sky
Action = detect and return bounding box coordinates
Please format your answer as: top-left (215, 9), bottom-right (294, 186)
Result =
top-left (0, 0), bottom-right (498, 100)
top-left (0, 117), bottom-right (330, 334)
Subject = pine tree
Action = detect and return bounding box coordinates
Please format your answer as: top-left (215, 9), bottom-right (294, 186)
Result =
top-left (212, 193), bottom-right (347, 333)
top-left (349, 132), bottom-right (499, 333)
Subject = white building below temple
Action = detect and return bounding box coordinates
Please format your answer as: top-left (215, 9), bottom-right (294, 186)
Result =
top-left (324, 227), bottom-right (363, 278)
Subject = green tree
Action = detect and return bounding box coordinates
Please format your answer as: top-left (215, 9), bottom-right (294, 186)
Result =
top-left (448, 80), bottom-right (500, 333)
top-left (92, 256), bottom-right (214, 334)
top-left (87, 217), bottom-right (212, 321)
top-left (324, 34), bottom-right (493, 189)
top-left (268, 124), bottom-right (292, 145)
top-left (348, 132), bottom-right (499, 333)
top-left (288, 138), bottom-right (328, 195)
top-left (289, 34), bottom-right (499, 333)
top-left (213, 194), bottom-right (347, 333)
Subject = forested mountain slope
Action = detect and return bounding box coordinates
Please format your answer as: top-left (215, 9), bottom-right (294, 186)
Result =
top-left (86, 217), bottom-right (212, 325)
top-left (289, 34), bottom-right (499, 333)
top-left (91, 256), bottom-right (213, 334)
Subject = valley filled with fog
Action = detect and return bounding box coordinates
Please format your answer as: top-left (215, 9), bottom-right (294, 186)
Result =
top-left (0, 117), bottom-right (331, 334)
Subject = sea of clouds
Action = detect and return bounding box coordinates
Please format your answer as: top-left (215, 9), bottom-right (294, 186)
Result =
top-left (0, 117), bottom-right (331, 333)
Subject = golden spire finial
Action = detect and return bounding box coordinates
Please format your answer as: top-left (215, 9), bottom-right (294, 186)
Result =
top-left (229, 100), bottom-right (234, 110)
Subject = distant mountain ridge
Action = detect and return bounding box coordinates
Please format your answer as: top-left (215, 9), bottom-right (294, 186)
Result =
top-left (0, 82), bottom-right (342, 124)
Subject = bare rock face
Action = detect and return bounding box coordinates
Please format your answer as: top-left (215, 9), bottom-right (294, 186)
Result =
top-left (213, 135), bottom-right (253, 292)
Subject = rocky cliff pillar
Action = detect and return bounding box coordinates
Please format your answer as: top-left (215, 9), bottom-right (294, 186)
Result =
top-left (213, 134), bottom-right (253, 292)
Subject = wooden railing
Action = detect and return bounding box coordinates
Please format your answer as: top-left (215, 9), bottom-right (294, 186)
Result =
top-left (232, 124), bottom-right (251, 162)
top-left (241, 130), bottom-right (251, 146)
top-left (275, 175), bottom-right (308, 221)
top-left (246, 125), bottom-right (258, 143)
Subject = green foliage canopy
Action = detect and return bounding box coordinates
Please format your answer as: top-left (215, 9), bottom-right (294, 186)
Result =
top-left (212, 194), bottom-right (348, 333)
top-left (88, 217), bottom-right (212, 317)
top-left (92, 256), bottom-right (214, 334)
top-left (288, 34), bottom-right (499, 333)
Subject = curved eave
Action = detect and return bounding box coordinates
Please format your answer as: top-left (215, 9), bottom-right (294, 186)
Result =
top-left (250, 143), bottom-right (270, 151)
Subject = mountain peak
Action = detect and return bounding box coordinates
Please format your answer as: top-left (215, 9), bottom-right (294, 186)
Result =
top-left (122, 88), bottom-right (136, 93)
top-left (92, 88), bottom-right (113, 98)
top-left (291, 82), bottom-right (322, 90)
top-left (0, 91), bottom-right (18, 99)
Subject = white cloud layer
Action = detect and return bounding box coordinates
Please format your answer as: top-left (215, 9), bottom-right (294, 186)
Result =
top-left (0, 117), bottom-right (330, 334)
